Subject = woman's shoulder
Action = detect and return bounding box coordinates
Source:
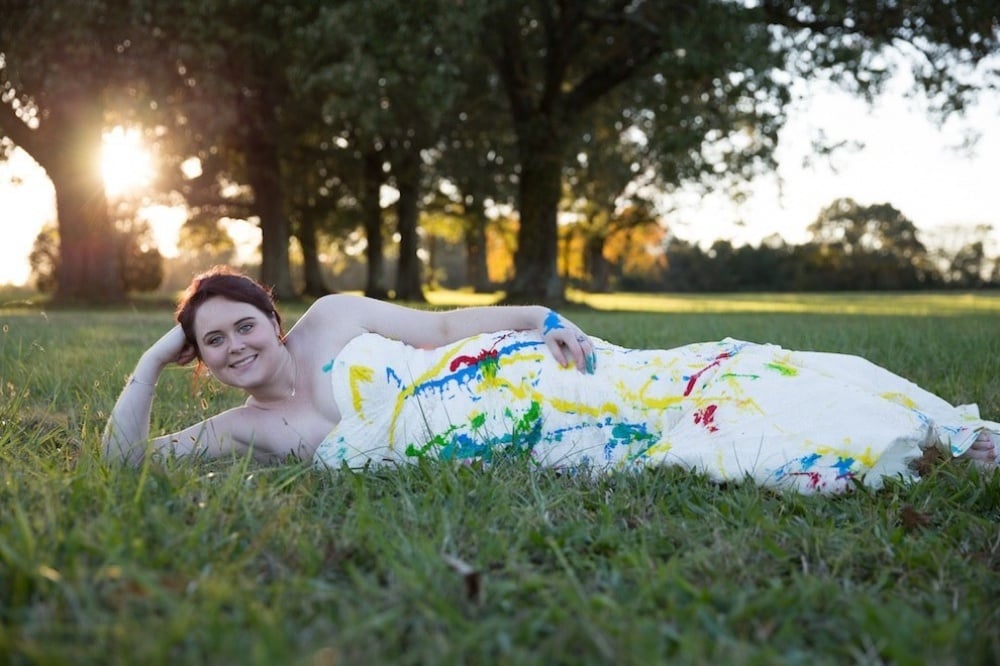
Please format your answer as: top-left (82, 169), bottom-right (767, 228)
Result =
top-left (287, 295), bottom-right (377, 361)
top-left (303, 293), bottom-right (366, 317)
top-left (292, 294), bottom-right (366, 335)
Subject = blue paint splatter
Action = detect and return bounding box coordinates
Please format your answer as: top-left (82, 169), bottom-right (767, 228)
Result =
top-left (799, 453), bottom-right (822, 470)
top-left (543, 310), bottom-right (564, 334)
top-left (391, 338), bottom-right (545, 401)
top-left (832, 456), bottom-right (855, 478)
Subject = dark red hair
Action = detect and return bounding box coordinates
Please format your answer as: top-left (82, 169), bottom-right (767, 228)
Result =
top-left (175, 266), bottom-right (283, 358)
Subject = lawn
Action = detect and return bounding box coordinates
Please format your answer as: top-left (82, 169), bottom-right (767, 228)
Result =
top-left (1, 290), bottom-right (999, 665)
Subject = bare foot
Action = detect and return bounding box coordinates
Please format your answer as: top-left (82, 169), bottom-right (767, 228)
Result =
top-left (960, 430), bottom-right (999, 469)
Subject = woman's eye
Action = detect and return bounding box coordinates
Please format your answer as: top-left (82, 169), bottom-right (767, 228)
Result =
top-left (207, 335), bottom-right (224, 346)
top-left (239, 323), bottom-right (254, 334)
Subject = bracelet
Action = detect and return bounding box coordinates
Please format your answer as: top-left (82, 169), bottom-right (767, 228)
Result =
top-left (128, 375), bottom-right (158, 388)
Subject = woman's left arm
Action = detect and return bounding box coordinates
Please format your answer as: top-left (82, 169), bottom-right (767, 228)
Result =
top-left (433, 304), bottom-right (595, 372)
top-left (314, 295), bottom-right (596, 373)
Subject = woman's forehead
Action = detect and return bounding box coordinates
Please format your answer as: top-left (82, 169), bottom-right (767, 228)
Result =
top-left (193, 297), bottom-right (266, 332)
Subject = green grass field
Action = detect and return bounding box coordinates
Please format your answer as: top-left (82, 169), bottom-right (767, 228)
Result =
top-left (1, 291), bottom-right (999, 665)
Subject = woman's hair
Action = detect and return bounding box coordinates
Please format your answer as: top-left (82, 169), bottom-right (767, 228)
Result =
top-left (175, 266), bottom-right (283, 358)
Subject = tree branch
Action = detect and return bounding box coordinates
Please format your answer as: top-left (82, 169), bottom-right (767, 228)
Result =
top-left (0, 99), bottom-right (44, 160)
top-left (485, 10), bottom-right (536, 123)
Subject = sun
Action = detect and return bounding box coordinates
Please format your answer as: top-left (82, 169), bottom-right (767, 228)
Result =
top-left (101, 126), bottom-right (154, 196)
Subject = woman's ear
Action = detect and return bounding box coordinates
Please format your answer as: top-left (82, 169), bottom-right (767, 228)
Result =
top-left (271, 315), bottom-right (282, 340)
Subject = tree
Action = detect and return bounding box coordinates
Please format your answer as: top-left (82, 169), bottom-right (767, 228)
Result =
top-left (297, 0), bottom-right (484, 301)
top-left (0, 1), bottom-right (158, 303)
top-left (807, 198), bottom-right (939, 289)
top-left (475, 0), bottom-right (998, 302)
top-left (948, 241), bottom-right (987, 288)
top-left (427, 24), bottom-right (521, 294)
top-left (476, 1), bottom-right (786, 302)
top-left (603, 218), bottom-right (669, 290)
top-left (146, 0), bottom-right (326, 300)
top-left (118, 218), bottom-right (164, 293)
top-left (27, 224), bottom-right (59, 293)
top-left (563, 117), bottom-right (663, 292)
top-left (29, 220), bottom-right (163, 294)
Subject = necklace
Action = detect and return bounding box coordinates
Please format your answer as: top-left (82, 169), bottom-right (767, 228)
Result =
top-left (285, 348), bottom-right (298, 400)
top-left (250, 348), bottom-right (297, 408)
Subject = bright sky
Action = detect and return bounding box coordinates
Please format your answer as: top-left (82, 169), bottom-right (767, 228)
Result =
top-left (0, 80), bottom-right (998, 286)
top-left (669, 81), bottom-right (1000, 253)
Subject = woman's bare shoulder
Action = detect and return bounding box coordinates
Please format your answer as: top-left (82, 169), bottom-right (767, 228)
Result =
top-left (306, 293), bottom-right (370, 317)
top-left (288, 294), bottom-right (371, 357)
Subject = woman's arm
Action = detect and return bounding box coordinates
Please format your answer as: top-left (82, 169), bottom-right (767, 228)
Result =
top-left (101, 325), bottom-right (233, 464)
top-left (311, 295), bottom-right (596, 373)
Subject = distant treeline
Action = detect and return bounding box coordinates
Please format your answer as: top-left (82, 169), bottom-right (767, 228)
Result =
top-left (640, 237), bottom-right (999, 292)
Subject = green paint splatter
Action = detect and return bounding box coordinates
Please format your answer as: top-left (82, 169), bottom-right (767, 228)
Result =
top-left (480, 355), bottom-right (499, 379)
top-left (721, 372), bottom-right (760, 381)
top-left (765, 362), bottom-right (797, 377)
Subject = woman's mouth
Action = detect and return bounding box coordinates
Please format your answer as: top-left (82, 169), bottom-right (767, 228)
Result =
top-left (230, 354), bottom-right (258, 369)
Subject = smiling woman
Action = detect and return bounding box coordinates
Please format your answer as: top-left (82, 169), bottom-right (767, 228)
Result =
top-left (101, 126), bottom-right (154, 197)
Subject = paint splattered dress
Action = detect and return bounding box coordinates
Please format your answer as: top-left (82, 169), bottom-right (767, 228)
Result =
top-left (312, 331), bottom-right (997, 493)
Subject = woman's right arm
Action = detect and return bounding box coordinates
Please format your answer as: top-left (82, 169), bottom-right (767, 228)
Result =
top-left (102, 325), bottom-right (206, 464)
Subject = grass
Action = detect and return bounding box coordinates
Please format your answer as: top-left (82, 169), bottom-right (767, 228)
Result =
top-left (1, 290), bottom-right (999, 665)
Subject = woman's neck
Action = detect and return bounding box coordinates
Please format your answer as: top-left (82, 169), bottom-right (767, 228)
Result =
top-left (248, 347), bottom-right (297, 409)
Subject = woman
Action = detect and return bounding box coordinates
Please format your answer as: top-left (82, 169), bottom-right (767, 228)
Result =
top-left (103, 266), bottom-right (999, 494)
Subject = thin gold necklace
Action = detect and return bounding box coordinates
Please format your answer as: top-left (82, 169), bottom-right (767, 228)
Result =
top-left (286, 348), bottom-right (298, 399)
top-left (251, 348), bottom-right (297, 408)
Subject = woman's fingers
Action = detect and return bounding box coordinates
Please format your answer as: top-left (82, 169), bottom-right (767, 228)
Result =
top-left (548, 330), bottom-right (595, 374)
top-left (175, 344), bottom-right (198, 366)
top-left (577, 334), bottom-right (597, 374)
top-left (541, 310), bottom-right (595, 374)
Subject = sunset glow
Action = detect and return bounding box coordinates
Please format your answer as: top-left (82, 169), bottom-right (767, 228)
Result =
top-left (101, 127), bottom-right (154, 197)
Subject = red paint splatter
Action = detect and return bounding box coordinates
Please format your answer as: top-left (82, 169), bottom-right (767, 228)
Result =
top-left (684, 352), bottom-right (733, 396)
top-left (788, 471), bottom-right (824, 490)
top-left (693, 404), bottom-right (719, 432)
top-left (450, 348), bottom-right (498, 372)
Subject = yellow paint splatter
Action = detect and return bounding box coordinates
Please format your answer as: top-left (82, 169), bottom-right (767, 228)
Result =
top-left (348, 365), bottom-right (374, 416)
top-left (880, 392), bottom-right (918, 409)
top-left (812, 442), bottom-right (876, 468)
top-left (644, 440), bottom-right (673, 457)
top-left (616, 378), bottom-right (685, 411)
top-left (550, 395), bottom-right (620, 418)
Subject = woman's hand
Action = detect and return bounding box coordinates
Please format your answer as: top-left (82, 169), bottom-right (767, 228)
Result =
top-left (146, 325), bottom-right (198, 368)
top-left (540, 310), bottom-right (597, 374)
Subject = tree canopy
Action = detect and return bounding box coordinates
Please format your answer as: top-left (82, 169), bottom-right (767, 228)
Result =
top-left (2, 0), bottom-right (998, 303)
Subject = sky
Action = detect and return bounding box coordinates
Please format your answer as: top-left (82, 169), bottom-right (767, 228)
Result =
top-left (668, 80), bottom-right (1000, 252)
top-left (1, 78), bottom-right (998, 287)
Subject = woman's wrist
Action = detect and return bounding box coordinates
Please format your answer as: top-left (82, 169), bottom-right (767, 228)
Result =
top-left (541, 308), bottom-right (565, 334)
top-left (128, 374), bottom-right (158, 388)
top-left (130, 354), bottom-right (165, 388)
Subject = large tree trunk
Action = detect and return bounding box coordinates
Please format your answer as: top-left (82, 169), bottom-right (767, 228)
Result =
top-left (49, 171), bottom-right (124, 303)
top-left (464, 206), bottom-right (490, 292)
top-left (505, 119), bottom-right (565, 304)
top-left (585, 234), bottom-right (611, 292)
top-left (245, 139), bottom-right (294, 299)
top-left (362, 148), bottom-right (389, 299)
top-left (40, 94), bottom-right (124, 304)
top-left (296, 213), bottom-right (332, 297)
top-left (393, 150), bottom-right (425, 302)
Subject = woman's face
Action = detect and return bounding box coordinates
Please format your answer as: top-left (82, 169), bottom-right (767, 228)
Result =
top-left (192, 296), bottom-right (283, 390)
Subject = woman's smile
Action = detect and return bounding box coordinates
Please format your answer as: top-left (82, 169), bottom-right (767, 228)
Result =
top-left (230, 354), bottom-right (259, 370)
